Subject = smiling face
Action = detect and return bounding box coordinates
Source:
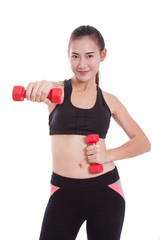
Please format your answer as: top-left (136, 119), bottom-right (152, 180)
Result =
top-left (68, 36), bottom-right (107, 84)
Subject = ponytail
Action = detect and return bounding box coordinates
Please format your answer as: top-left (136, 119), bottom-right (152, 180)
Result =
top-left (95, 71), bottom-right (99, 86)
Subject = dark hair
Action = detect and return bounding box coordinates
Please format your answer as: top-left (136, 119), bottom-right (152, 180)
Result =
top-left (68, 25), bottom-right (105, 86)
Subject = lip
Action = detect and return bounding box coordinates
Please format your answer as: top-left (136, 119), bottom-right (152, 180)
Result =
top-left (78, 70), bottom-right (90, 75)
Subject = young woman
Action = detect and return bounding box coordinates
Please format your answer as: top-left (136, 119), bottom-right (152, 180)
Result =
top-left (26, 25), bottom-right (151, 240)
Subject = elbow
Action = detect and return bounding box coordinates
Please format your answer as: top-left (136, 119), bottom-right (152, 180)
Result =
top-left (146, 139), bottom-right (151, 152)
top-left (143, 135), bottom-right (151, 153)
top-left (136, 133), bottom-right (151, 154)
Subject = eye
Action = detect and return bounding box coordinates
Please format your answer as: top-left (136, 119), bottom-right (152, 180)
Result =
top-left (87, 55), bottom-right (94, 58)
top-left (72, 55), bottom-right (79, 59)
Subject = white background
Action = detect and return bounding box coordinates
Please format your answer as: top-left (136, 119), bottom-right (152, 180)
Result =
top-left (0, 0), bottom-right (159, 239)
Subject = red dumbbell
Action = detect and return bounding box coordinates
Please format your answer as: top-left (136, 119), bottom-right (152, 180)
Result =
top-left (12, 86), bottom-right (64, 104)
top-left (86, 134), bottom-right (103, 173)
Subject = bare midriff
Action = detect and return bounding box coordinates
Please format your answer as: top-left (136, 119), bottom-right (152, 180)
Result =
top-left (51, 134), bottom-right (115, 178)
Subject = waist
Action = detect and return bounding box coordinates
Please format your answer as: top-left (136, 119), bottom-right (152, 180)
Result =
top-left (51, 166), bottom-right (120, 191)
top-left (50, 131), bottom-right (106, 139)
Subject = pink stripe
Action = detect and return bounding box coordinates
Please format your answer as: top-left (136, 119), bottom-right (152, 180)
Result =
top-left (50, 185), bottom-right (60, 197)
top-left (108, 183), bottom-right (125, 200)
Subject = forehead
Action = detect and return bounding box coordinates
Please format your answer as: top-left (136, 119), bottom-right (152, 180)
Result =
top-left (69, 36), bottom-right (99, 53)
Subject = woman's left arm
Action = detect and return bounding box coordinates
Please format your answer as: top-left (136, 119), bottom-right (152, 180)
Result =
top-left (106, 94), bottom-right (151, 163)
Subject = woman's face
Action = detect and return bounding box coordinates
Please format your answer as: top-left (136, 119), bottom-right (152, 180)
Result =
top-left (68, 36), bottom-right (106, 83)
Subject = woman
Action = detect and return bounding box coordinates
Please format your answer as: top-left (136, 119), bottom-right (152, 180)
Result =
top-left (26, 25), bottom-right (151, 240)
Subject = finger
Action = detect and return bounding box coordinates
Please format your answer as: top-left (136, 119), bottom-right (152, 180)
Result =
top-left (88, 155), bottom-right (95, 160)
top-left (87, 146), bottom-right (97, 153)
top-left (40, 83), bottom-right (53, 102)
top-left (26, 82), bottom-right (34, 101)
top-left (88, 156), bottom-right (97, 163)
top-left (89, 157), bottom-right (100, 164)
top-left (36, 80), bottom-right (51, 102)
top-left (31, 82), bottom-right (42, 102)
top-left (87, 150), bottom-right (95, 156)
top-left (43, 98), bottom-right (52, 105)
top-left (87, 145), bottom-right (95, 151)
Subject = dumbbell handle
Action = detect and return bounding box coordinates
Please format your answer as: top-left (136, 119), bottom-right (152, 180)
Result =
top-left (86, 134), bottom-right (103, 174)
top-left (12, 86), bottom-right (64, 104)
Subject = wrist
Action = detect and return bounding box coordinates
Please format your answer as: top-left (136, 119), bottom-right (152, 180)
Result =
top-left (106, 149), bottom-right (115, 163)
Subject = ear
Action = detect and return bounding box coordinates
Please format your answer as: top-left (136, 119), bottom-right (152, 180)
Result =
top-left (100, 48), bottom-right (107, 62)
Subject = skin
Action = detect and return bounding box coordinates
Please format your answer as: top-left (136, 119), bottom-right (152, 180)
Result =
top-left (26, 36), bottom-right (151, 178)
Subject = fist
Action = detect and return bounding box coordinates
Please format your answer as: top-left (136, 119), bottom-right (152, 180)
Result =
top-left (26, 80), bottom-right (53, 104)
top-left (86, 143), bottom-right (107, 165)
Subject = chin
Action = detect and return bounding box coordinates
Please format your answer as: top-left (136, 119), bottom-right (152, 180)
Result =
top-left (76, 73), bottom-right (94, 82)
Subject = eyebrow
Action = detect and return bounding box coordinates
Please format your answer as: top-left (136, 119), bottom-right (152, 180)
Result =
top-left (72, 52), bottom-right (95, 55)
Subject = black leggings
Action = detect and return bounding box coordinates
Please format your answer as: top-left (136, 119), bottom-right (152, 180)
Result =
top-left (39, 167), bottom-right (125, 240)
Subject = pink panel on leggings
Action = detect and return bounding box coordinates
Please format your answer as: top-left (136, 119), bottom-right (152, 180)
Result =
top-left (108, 183), bottom-right (125, 200)
top-left (50, 185), bottom-right (60, 197)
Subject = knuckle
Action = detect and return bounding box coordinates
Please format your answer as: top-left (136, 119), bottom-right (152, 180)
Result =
top-left (27, 82), bottom-right (34, 87)
top-left (95, 158), bottom-right (98, 163)
top-left (26, 82), bottom-right (33, 91)
top-left (36, 92), bottom-right (41, 98)
top-left (42, 80), bottom-right (47, 84)
top-left (30, 97), bottom-right (35, 102)
top-left (25, 92), bottom-right (29, 99)
top-left (41, 90), bottom-right (48, 98)
top-left (35, 81), bottom-right (40, 87)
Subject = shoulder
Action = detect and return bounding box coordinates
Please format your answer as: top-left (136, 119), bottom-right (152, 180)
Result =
top-left (102, 90), bottom-right (134, 130)
top-left (101, 90), bottom-right (121, 116)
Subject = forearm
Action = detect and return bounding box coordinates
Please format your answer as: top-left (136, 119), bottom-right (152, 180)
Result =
top-left (107, 134), bottom-right (151, 162)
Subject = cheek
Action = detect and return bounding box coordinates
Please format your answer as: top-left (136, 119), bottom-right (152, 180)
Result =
top-left (89, 56), bottom-right (100, 66)
top-left (70, 60), bottom-right (78, 70)
top-left (90, 60), bottom-right (100, 71)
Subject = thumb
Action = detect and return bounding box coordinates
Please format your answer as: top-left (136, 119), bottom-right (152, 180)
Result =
top-left (43, 98), bottom-right (51, 105)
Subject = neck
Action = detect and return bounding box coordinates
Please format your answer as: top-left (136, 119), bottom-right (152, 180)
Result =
top-left (71, 76), bottom-right (97, 92)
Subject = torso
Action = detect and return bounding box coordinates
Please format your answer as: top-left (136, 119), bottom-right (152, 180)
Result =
top-left (48, 80), bottom-right (115, 178)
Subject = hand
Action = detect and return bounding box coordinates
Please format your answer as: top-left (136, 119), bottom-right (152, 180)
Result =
top-left (86, 143), bottom-right (110, 165)
top-left (26, 80), bottom-right (54, 104)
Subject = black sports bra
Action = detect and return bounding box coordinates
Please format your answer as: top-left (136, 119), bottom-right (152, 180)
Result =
top-left (49, 79), bottom-right (111, 139)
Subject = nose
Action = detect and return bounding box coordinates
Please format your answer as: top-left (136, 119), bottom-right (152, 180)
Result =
top-left (78, 57), bottom-right (87, 69)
